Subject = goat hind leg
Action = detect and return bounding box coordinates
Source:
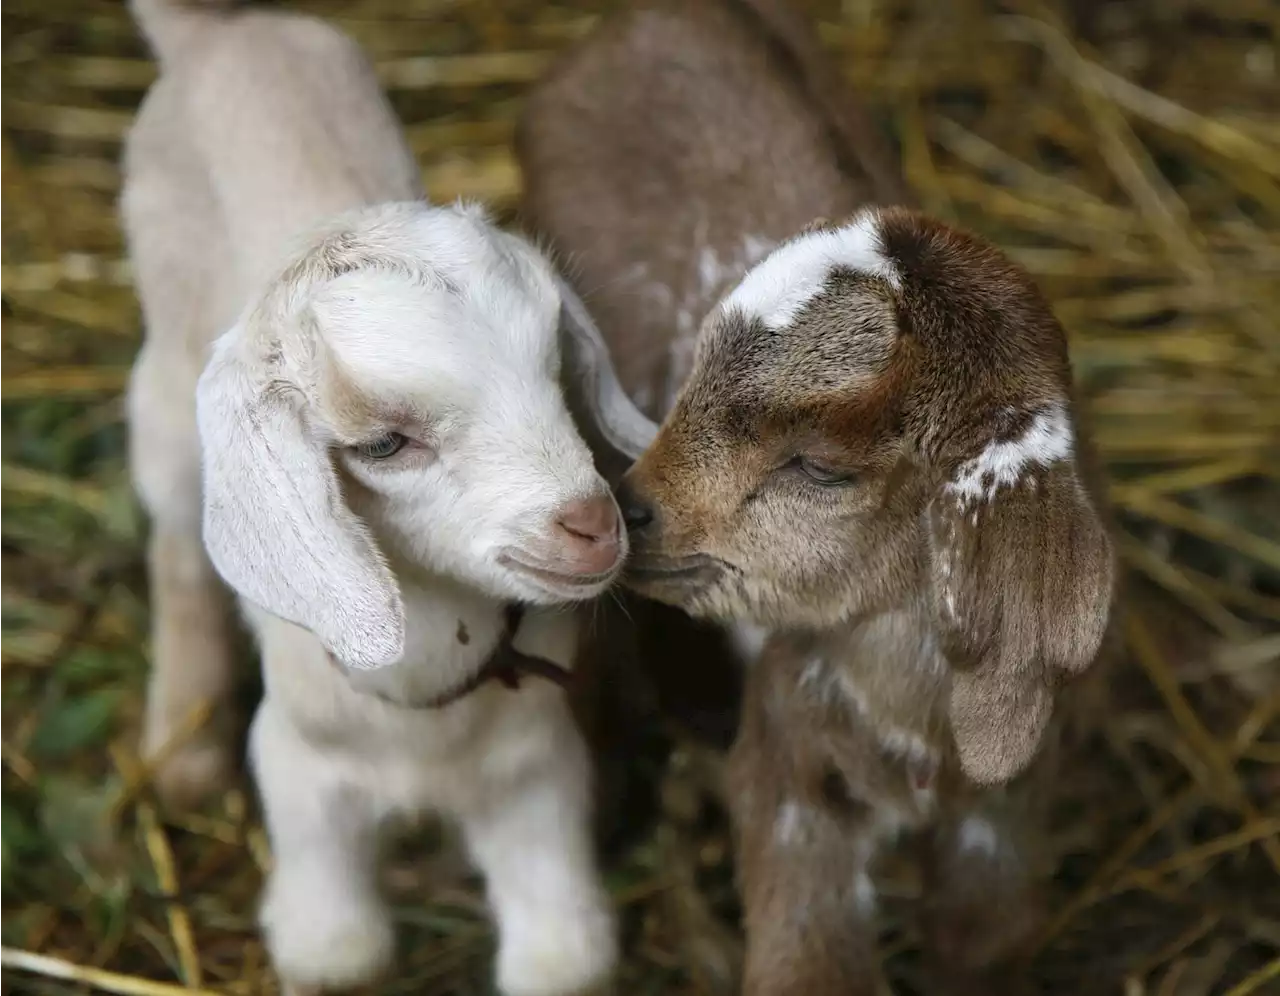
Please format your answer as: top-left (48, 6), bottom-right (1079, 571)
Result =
top-left (130, 351), bottom-right (239, 808)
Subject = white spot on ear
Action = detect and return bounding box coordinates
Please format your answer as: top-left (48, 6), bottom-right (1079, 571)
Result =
top-left (730, 621), bottom-right (770, 665)
top-left (853, 871), bottom-right (877, 916)
top-left (721, 211), bottom-right (899, 331)
top-left (958, 815), bottom-right (1001, 857)
top-left (946, 403), bottom-right (1073, 506)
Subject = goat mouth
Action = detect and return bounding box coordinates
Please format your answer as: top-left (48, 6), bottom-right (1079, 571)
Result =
top-left (498, 551), bottom-right (619, 592)
top-left (625, 554), bottom-right (722, 585)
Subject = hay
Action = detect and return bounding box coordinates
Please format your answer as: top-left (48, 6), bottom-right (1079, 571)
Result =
top-left (2, 0), bottom-right (1277, 993)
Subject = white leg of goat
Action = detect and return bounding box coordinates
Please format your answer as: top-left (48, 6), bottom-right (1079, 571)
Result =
top-left (252, 704), bottom-right (396, 992)
top-left (129, 345), bottom-right (239, 807)
top-left (124, 106), bottom-right (240, 807)
top-left (460, 718), bottom-right (617, 996)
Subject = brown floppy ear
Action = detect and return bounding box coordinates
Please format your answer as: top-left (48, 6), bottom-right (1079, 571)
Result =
top-left (927, 402), bottom-right (1115, 785)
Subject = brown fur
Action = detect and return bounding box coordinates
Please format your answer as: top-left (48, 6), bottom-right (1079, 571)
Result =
top-left (625, 208), bottom-right (1117, 995)
top-left (518, 2), bottom-right (1117, 995)
top-left (518, 0), bottom-right (911, 745)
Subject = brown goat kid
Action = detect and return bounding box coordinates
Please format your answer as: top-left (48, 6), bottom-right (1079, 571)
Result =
top-left (519, 1), bottom-right (1119, 994)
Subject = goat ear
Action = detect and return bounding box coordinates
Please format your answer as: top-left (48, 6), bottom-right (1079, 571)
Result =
top-left (927, 404), bottom-right (1114, 785)
top-left (556, 274), bottom-right (658, 462)
top-left (195, 330), bottom-right (405, 670)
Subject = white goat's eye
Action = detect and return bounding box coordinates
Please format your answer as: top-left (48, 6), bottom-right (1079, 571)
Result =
top-left (357, 433), bottom-right (407, 459)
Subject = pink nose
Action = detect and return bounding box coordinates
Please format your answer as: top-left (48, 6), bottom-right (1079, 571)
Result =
top-left (554, 495), bottom-right (622, 575)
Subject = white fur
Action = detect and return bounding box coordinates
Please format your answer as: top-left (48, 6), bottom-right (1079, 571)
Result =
top-left (852, 871), bottom-right (877, 917)
top-left (252, 599), bottom-right (616, 996)
top-left (957, 814), bottom-right (1001, 858)
top-left (720, 212), bottom-right (899, 330)
top-left (945, 403), bottom-right (1073, 506)
top-left (197, 204), bottom-right (629, 669)
top-left (774, 799), bottom-right (811, 847)
top-left (730, 621), bottom-right (771, 665)
top-left (123, 3), bottom-right (622, 993)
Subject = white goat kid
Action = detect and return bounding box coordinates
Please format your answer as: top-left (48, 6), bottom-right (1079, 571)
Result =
top-left (203, 206), bottom-right (623, 996)
top-left (123, 1), bottom-right (649, 993)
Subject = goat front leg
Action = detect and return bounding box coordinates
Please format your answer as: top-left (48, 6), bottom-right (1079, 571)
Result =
top-left (251, 703), bottom-right (395, 994)
top-left (919, 808), bottom-right (1046, 996)
top-left (459, 709), bottom-right (617, 996)
top-left (728, 751), bottom-right (888, 995)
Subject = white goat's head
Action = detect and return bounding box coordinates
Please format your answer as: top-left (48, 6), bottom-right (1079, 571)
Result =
top-left (196, 202), bottom-right (656, 669)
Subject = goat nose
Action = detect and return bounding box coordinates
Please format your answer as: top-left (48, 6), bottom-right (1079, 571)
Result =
top-left (556, 494), bottom-right (619, 543)
top-left (553, 494), bottom-right (621, 576)
top-left (616, 479), bottom-right (655, 533)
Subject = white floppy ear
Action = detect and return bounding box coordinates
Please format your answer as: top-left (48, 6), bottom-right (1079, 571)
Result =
top-left (556, 275), bottom-right (658, 462)
top-left (195, 329), bottom-right (405, 670)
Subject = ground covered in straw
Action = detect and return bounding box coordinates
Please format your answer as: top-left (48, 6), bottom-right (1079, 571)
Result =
top-left (2, 1), bottom-right (1278, 994)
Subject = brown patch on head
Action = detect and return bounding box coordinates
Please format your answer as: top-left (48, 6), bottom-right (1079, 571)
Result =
top-left (456, 619), bottom-right (470, 645)
top-left (622, 208), bottom-right (1115, 784)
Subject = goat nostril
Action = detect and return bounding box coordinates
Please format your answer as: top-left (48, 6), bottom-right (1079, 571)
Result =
top-left (622, 501), bottom-right (654, 532)
top-left (556, 495), bottom-right (620, 544)
top-left (616, 479), bottom-right (655, 533)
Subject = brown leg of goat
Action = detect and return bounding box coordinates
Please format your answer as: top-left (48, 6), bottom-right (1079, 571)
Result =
top-left (728, 722), bottom-right (889, 996)
top-left (918, 809), bottom-right (1047, 996)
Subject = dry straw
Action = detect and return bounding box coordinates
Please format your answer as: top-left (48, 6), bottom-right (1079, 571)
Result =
top-left (2, 0), bottom-right (1277, 994)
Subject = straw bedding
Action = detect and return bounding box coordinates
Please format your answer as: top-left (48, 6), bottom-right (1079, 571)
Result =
top-left (2, 1), bottom-right (1277, 993)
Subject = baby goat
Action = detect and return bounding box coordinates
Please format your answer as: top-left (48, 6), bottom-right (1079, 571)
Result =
top-left (519, 0), bottom-right (911, 745)
top-left (518, 1), bottom-right (1118, 994)
top-left (123, 1), bottom-right (650, 993)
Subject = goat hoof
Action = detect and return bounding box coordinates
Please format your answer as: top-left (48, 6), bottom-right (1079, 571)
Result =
top-left (262, 888), bottom-right (394, 991)
top-left (496, 901), bottom-right (617, 996)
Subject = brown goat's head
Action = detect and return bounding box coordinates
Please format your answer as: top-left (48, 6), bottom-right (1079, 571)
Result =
top-left (618, 207), bottom-right (1116, 783)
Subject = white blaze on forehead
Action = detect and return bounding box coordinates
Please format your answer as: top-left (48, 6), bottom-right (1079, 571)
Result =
top-left (945, 403), bottom-right (1073, 505)
top-left (720, 212), bottom-right (899, 331)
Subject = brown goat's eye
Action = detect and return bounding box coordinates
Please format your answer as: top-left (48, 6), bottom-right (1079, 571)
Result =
top-left (794, 456), bottom-right (854, 486)
top-left (357, 433), bottom-right (407, 459)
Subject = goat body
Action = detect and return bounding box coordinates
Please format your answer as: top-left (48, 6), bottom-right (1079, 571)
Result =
top-left (123, 2), bottom-right (643, 992)
top-left (518, 2), bottom-right (1118, 994)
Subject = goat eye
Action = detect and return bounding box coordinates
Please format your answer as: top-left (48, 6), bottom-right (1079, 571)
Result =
top-left (357, 433), bottom-right (407, 459)
top-left (794, 456), bottom-right (854, 486)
